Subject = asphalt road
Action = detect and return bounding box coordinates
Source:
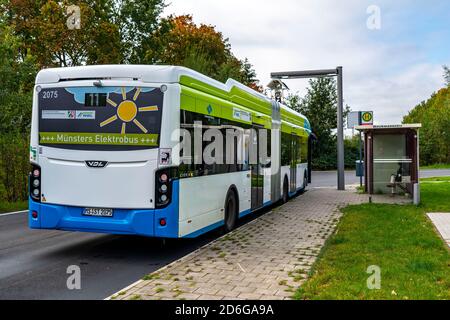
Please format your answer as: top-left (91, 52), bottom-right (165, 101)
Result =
top-left (0, 212), bottom-right (222, 300)
top-left (309, 169), bottom-right (450, 188)
top-left (0, 205), bottom-right (274, 300)
top-left (1, 169), bottom-right (449, 300)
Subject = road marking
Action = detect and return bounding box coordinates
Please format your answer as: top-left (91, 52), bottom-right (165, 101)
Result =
top-left (0, 210), bottom-right (27, 217)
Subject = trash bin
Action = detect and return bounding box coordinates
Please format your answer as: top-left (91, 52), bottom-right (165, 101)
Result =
top-left (356, 160), bottom-right (364, 177)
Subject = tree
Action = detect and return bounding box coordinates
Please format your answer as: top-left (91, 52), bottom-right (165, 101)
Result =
top-left (147, 15), bottom-right (262, 91)
top-left (0, 24), bottom-right (36, 202)
top-left (444, 65), bottom-right (450, 87)
top-left (403, 86), bottom-right (450, 165)
top-left (112, 0), bottom-right (166, 63)
top-left (287, 77), bottom-right (350, 170)
top-left (4, 0), bottom-right (125, 67)
top-left (0, 25), bottom-right (36, 133)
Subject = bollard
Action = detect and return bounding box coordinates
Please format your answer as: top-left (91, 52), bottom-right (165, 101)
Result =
top-left (413, 183), bottom-right (420, 205)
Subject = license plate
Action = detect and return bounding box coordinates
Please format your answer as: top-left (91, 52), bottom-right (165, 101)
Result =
top-left (83, 208), bottom-right (113, 217)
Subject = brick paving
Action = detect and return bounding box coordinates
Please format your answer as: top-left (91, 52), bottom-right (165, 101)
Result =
top-left (427, 213), bottom-right (450, 247)
top-left (109, 187), bottom-right (408, 300)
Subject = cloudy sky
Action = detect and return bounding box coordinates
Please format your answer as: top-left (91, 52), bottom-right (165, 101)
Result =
top-left (164, 0), bottom-right (450, 125)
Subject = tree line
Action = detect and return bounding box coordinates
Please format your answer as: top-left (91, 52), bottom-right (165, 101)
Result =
top-left (286, 78), bottom-right (358, 170)
top-left (287, 66), bottom-right (450, 170)
top-left (403, 67), bottom-right (450, 165)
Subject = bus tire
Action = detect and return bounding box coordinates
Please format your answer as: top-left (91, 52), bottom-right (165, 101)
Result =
top-left (224, 189), bottom-right (238, 233)
top-left (282, 176), bottom-right (289, 203)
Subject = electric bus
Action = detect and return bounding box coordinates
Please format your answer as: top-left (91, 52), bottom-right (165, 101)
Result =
top-left (29, 65), bottom-right (312, 238)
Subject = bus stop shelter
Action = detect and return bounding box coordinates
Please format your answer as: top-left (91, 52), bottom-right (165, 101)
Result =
top-left (356, 124), bottom-right (422, 203)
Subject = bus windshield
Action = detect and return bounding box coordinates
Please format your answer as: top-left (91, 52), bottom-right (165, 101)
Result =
top-left (38, 86), bottom-right (163, 151)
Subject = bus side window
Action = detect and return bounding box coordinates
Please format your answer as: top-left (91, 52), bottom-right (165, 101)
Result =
top-left (281, 133), bottom-right (290, 166)
top-left (180, 110), bottom-right (255, 177)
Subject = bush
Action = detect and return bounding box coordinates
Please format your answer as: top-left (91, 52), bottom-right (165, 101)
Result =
top-left (311, 136), bottom-right (362, 171)
top-left (0, 133), bottom-right (29, 202)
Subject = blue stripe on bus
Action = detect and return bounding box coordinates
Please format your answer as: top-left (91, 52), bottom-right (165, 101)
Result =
top-left (185, 200), bottom-right (274, 238)
top-left (263, 200), bottom-right (272, 208)
top-left (239, 201), bottom-right (272, 219)
top-left (28, 180), bottom-right (180, 238)
top-left (182, 220), bottom-right (224, 238)
top-left (29, 183), bottom-right (280, 239)
top-left (239, 208), bottom-right (252, 218)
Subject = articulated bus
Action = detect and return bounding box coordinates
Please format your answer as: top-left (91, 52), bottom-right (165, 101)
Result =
top-left (29, 65), bottom-right (312, 238)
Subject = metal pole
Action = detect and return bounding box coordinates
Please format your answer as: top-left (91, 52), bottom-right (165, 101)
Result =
top-left (336, 66), bottom-right (345, 190)
top-left (359, 131), bottom-right (363, 187)
top-left (270, 67), bottom-right (346, 191)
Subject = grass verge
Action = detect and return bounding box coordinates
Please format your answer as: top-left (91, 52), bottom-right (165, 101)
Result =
top-left (295, 181), bottom-right (450, 300)
top-left (0, 200), bottom-right (28, 214)
top-left (420, 164), bottom-right (450, 170)
top-left (421, 176), bottom-right (450, 182)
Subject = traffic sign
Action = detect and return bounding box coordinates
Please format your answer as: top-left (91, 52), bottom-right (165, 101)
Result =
top-left (347, 111), bottom-right (360, 129)
top-left (360, 111), bottom-right (374, 125)
top-left (347, 111), bottom-right (374, 128)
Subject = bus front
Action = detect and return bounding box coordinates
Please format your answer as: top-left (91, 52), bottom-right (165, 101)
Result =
top-left (29, 68), bottom-right (180, 238)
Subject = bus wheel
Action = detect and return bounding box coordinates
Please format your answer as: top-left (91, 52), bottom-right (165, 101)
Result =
top-left (282, 177), bottom-right (289, 203)
top-left (224, 190), bottom-right (238, 233)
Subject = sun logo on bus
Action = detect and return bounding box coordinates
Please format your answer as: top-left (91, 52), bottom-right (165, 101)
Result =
top-left (99, 87), bottom-right (158, 134)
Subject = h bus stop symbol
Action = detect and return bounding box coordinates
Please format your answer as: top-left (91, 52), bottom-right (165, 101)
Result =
top-left (360, 111), bottom-right (374, 126)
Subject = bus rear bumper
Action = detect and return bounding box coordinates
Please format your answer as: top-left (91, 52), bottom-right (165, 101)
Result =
top-left (28, 182), bottom-right (179, 238)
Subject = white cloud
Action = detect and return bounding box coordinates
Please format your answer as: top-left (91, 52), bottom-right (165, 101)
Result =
top-left (164, 0), bottom-right (447, 124)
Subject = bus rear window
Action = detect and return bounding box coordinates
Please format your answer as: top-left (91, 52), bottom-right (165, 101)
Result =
top-left (38, 86), bottom-right (163, 151)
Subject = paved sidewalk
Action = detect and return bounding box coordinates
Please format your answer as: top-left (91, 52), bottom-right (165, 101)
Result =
top-left (109, 188), bottom-right (400, 300)
top-left (427, 213), bottom-right (450, 247)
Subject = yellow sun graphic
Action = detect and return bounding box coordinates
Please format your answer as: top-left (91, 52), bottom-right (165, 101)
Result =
top-left (99, 87), bottom-right (159, 134)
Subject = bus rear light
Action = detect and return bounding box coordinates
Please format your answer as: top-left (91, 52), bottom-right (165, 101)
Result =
top-left (159, 218), bottom-right (167, 226)
top-left (159, 173), bottom-right (168, 183)
top-left (30, 164), bottom-right (41, 202)
top-left (155, 168), bottom-right (178, 208)
top-left (31, 211), bottom-right (38, 219)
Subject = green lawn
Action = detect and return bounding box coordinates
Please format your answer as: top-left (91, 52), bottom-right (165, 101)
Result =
top-left (295, 180), bottom-right (450, 300)
top-left (0, 200), bottom-right (28, 214)
top-left (420, 163), bottom-right (450, 170)
top-left (421, 176), bottom-right (450, 182)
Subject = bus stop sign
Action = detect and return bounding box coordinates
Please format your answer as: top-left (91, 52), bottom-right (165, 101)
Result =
top-left (360, 111), bottom-right (374, 125)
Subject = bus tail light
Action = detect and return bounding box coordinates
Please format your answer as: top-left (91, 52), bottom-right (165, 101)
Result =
top-left (30, 164), bottom-right (41, 202)
top-left (32, 211), bottom-right (38, 219)
top-left (155, 168), bottom-right (177, 208)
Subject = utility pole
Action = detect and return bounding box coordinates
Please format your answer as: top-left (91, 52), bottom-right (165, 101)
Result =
top-left (336, 67), bottom-right (345, 190)
top-left (359, 131), bottom-right (363, 187)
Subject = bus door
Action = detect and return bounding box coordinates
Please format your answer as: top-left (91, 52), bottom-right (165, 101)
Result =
top-left (290, 134), bottom-right (298, 193)
top-left (251, 127), bottom-right (264, 210)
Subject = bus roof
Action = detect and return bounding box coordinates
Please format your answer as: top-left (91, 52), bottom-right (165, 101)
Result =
top-left (36, 65), bottom-right (310, 132)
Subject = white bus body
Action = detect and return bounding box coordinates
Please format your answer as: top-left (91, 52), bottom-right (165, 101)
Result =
top-left (29, 65), bottom-right (311, 238)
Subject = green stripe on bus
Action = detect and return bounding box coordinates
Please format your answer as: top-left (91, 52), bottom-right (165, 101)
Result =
top-left (180, 76), bottom-right (309, 132)
top-left (39, 132), bottom-right (159, 146)
top-left (180, 86), bottom-right (271, 129)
